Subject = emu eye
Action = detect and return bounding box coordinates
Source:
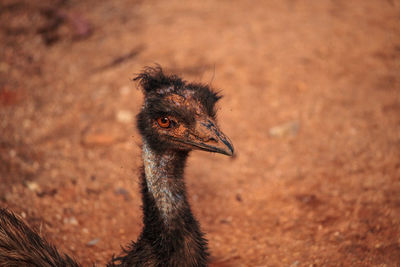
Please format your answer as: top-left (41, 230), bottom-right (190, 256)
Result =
top-left (157, 117), bottom-right (171, 128)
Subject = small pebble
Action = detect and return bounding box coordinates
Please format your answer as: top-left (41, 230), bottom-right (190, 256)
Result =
top-left (26, 181), bottom-right (40, 192)
top-left (115, 187), bottom-right (131, 201)
top-left (269, 120), bottom-right (300, 138)
top-left (116, 110), bottom-right (133, 124)
top-left (64, 216), bottom-right (79, 225)
top-left (87, 238), bottom-right (100, 246)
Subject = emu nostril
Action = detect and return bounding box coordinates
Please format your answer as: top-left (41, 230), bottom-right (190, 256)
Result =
top-left (209, 137), bottom-right (217, 143)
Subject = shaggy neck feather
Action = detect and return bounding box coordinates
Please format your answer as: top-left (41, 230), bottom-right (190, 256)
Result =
top-left (142, 140), bottom-right (189, 225)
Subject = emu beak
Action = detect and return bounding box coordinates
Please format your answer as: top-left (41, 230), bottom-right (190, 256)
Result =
top-left (186, 118), bottom-right (234, 156)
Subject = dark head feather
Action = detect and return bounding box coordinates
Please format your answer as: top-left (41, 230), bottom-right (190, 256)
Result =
top-left (133, 66), bottom-right (184, 95)
top-left (133, 66), bottom-right (221, 118)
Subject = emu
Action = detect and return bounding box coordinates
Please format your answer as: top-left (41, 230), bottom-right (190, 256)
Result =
top-left (0, 66), bottom-right (234, 267)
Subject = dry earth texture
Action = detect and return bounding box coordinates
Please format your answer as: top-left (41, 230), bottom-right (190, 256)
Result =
top-left (1, 0), bottom-right (399, 266)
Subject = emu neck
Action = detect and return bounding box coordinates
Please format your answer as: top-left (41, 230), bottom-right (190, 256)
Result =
top-left (142, 140), bottom-right (189, 225)
top-left (116, 141), bottom-right (208, 266)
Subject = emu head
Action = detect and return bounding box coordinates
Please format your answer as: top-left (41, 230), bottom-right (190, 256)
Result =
top-left (135, 67), bottom-right (234, 157)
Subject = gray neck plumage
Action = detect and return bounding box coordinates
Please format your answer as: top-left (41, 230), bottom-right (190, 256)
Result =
top-left (137, 140), bottom-right (208, 266)
top-left (142, 140), bottom-right (189, 225)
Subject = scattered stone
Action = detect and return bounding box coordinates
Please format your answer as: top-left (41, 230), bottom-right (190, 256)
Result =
top-left (69, 217), bottom-right (79, 225)
top-left (64, 216), bottom-right (79, 225)
top-left (26, 181), bottom-right (40, 192)
top-left (220, 216), bottom-right (232, 224)
top-left (116, 110), bottom-right (134, 124)
top-left (269, 120), bottom-right (300, 138)
top-left (115, 187), bottom-right (131, 201)
top-left (87, 238), bottom-right (100, 246)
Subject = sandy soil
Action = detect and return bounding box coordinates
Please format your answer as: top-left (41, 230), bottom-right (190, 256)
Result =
top-left (1, 0), bottom-right (399, 266)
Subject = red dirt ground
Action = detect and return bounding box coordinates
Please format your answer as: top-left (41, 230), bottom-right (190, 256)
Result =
top-left (1, 0), bottom-right (399, 266)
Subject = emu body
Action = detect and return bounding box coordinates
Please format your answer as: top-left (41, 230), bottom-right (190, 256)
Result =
top-left (0, 67), bottom-right (234, 267)
top-left (0, 209), bottom-right (80, 267)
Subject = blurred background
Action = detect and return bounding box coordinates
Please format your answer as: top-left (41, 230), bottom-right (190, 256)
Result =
top-left (0, 0), bottom-right (399, 266)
